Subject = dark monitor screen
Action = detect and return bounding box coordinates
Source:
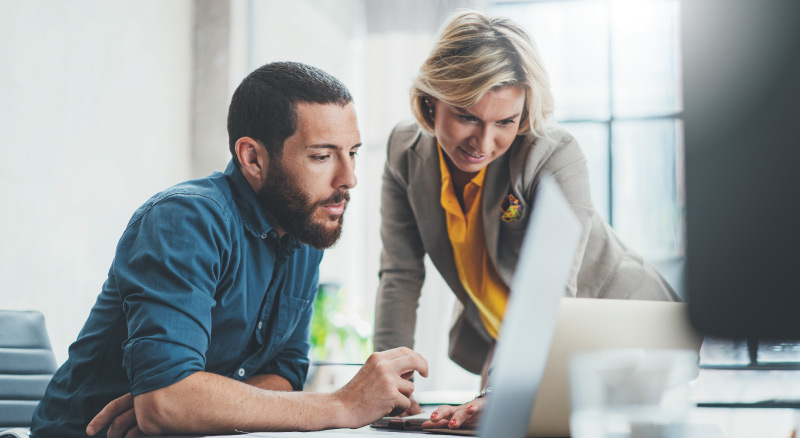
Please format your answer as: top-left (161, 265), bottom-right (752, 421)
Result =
top-left (683, 0), bottom-right (800, 339)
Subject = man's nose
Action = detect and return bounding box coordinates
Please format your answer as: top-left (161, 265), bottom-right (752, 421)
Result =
top-left (334, 156), bottom-right (357, 189)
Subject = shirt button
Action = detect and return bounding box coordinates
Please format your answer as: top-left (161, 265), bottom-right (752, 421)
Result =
top-left (257, 321), bottom-right (263, 330)
top-left (261, 233), bottom-right (267, 239)
top-left (269, 231), bottom-right (278, 239)
top-left (238, 368), bottom-right (245, 377)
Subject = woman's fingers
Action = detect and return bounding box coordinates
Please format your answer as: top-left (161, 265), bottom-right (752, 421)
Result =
top-left (424, 398), bottom-right (487, 429)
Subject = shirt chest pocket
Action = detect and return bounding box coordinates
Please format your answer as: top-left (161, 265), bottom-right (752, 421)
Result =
top-left (273, 294), bottom-right (312, 345)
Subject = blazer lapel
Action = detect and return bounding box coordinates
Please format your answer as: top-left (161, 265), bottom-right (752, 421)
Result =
top-left (407, 135), bottom-right (469, 304)
top-left (482, 146), bottom-right (512, 281)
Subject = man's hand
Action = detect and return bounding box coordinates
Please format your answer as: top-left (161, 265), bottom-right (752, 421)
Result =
top-left (86, 392), bottom-right (144, 438)
top-left (333, 347), bottom-right (428, 428)
top-left (85, 351), bottom-right (427, 434)
top-left (398, 395), bottom-right (422, 417)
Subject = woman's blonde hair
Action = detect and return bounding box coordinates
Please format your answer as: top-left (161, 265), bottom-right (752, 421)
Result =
top-left (411, 10), bottom-right (554, 136)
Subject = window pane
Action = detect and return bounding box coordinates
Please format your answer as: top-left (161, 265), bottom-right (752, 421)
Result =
top-left (493, 2), bottom-right (610, 120)
top-left (612, 119), bottom-right (683, 259)
top-left (611, 0), bottom-right (681, 117)
top-left (561, 122), bottom-right (610, 221)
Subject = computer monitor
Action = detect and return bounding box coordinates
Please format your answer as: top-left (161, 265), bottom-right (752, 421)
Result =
top-left (683, 0), bottom-right (800, 339)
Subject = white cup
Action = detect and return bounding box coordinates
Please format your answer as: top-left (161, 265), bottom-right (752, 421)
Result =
top-left (569, 349), bottom-right (698, 438)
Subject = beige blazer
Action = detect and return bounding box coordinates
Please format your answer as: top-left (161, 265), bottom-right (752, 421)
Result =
top-left (373, 120), bottom-right (678, 374)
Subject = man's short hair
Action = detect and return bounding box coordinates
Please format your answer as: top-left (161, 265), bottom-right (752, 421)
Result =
top-left (227, 62), bottom-right (353, 164)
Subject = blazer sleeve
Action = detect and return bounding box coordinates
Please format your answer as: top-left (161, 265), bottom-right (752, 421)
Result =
top-left (373, 125), bottom-right (427, 353)
top-left (527, 130), bottom-right (597, 297)
top-left (522, 129), bottom-right (679, 302)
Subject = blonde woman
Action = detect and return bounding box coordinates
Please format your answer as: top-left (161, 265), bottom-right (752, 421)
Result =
top-left (373, 10), bottom-right (678, 429)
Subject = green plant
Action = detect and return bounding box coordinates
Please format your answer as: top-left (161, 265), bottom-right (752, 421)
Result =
top-left (309, 283), bottom-right (372, 362)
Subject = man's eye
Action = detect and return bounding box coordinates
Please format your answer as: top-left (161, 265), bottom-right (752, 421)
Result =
top-left (312, 155), bottom-right (329, 162)
top-left (350, 150), bottom-right (359, 158)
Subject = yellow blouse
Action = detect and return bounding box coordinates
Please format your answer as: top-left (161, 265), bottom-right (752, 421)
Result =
top-left (438, 145), bottom-right (509, 339)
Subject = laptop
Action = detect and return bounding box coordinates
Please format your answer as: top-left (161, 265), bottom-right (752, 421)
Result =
top-left (421, 176), bottom-right (702, 437)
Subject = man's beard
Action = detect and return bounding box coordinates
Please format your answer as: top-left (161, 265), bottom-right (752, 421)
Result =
top-left (256, 160), bottom-right (348, 250)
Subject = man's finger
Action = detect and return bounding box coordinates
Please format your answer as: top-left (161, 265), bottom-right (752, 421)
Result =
top-left (406, 397), bottom-right (423, 415)
top-left (397, 395), bottom-right (422, 417)
top-left (395, 378), bottom-right (414, 398)
top-left (86, 393), bottom-right (133, 436)
top-left (387, 394), bottom-right (412, 417)
top-left (123, 425), bottom-right (144, 438)
top-left (107, 408), bottom-right (137, 438)
top-left (374, 346), bottom-right (416, 360)
top-left (388, 353), bottom-right (429, 379)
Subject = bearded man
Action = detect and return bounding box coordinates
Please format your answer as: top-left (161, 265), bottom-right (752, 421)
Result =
top-left (31, 62), bottom-right (427, 438)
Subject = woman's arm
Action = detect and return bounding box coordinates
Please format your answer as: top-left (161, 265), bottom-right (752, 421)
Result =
top-left (373, 129), bottom-right (428, 353)
top-left (526, 131), bottom-right (597, 297)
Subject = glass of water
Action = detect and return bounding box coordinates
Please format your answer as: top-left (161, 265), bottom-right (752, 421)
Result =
top-left (569, 349), bottom-right (698, 438)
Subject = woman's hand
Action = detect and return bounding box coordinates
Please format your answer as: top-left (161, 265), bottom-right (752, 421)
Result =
top-left (421, 397), bottom-right (488, 430)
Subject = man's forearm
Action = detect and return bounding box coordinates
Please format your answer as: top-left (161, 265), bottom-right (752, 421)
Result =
top-left (129, 348), bottom-right (427, 435)
top-left (133, 371), bottom-right (343, 435)
top-left (245, 373), bottom-right (294, 391)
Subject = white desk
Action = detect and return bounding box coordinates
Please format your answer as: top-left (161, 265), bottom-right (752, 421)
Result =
top-left (691, 408), bottom-right (796, 438)
top-left (160, 428), bottom-right (430, 438)
top-left (157, 410), bottom-right (777, 438)
top-left (690, 368), bottom-right (800, 438)
top-left (156, 368), bottom-right (799, 438)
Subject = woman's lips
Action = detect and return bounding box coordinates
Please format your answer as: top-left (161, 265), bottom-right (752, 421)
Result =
top-left (458, 146), bottom-right (487, 164)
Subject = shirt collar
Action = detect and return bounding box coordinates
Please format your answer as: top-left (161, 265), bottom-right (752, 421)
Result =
top-left (223, 160), bottom-right (305, 252)
top-left (224, 159), bottom-right (278, 239)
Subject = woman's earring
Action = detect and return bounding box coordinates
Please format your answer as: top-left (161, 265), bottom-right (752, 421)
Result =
top-left (425, 98), bottom-right (434, 119)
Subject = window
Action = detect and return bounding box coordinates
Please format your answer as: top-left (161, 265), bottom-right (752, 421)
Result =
top-left (493, 0), bottom-right (684, 261)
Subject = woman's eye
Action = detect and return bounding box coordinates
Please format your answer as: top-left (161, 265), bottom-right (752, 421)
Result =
top-left (458, 114), bottom-right (478, 123)
top-left (499, 119), bottom-right (516, 127)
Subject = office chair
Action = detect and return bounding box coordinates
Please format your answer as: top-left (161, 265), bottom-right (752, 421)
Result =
top-left (0, 310), bottom-right (57, 432)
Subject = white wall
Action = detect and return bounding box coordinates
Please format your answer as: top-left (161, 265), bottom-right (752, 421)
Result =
top-left (0, 0), bottom-right (194, 364)
top-left (0, 0), bottom-right (482, 391)
top-left (246, 0), bottom-right (372, 327)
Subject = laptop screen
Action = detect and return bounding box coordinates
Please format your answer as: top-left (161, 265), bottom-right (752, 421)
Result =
top-left (479, 175), bottom-right (582, 438)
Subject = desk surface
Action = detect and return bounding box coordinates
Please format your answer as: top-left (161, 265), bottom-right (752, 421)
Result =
top-left (155, 368), bottom-right (798, 438)
top-left (691, 407), bottom-right (797, 438)
top-left (157, 409), bottom-right (788, 438)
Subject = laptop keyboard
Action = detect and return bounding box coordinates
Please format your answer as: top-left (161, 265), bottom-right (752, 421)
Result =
top-left (757, 340), bottom-right (800, 364)
top-left (700, 337), bottom-right (800, 369)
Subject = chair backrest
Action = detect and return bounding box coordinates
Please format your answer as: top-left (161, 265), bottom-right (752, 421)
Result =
top-left (0, 310), bottom-right (57, 430)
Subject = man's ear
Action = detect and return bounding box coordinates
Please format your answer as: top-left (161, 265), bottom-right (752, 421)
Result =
top-left (235, 137), bottom-right (269, 187)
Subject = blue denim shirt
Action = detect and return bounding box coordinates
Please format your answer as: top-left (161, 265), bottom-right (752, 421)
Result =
top-left (31, 160), bottom-right (322, 438)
